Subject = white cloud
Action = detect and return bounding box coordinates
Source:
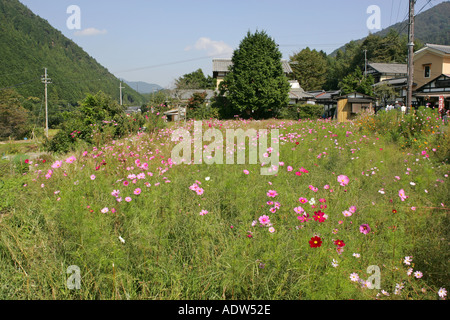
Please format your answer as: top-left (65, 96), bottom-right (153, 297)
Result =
top-left (185, 37), bottom-right (233, 57)
top-left (74, 28), bottom-right (107, 37)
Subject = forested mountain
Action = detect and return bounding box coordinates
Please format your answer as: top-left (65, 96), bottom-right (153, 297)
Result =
top-left (0, 0), bottom-right (143, 105)
top-left (330, 1), bottom-right (450, 57)
top-left (123, 80), bottom-right (163, 94)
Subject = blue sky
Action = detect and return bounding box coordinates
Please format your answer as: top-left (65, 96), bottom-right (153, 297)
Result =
top-left (18, 0), bottom-right (445, 88)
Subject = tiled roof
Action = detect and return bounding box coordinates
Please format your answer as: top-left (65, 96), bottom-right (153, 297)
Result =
top-left (424, 43), bottom-right (450, 54)
top-left (212, 58), bottom-right (293, 73)
top-left (368, 63), bottom-right (407, 74)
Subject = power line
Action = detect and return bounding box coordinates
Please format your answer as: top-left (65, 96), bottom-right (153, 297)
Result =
top-left (0, 77), bottom-right (40, 91)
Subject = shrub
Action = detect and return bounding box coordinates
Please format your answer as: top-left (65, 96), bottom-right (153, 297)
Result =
top-left (279, 104), bottom-right (324, 120)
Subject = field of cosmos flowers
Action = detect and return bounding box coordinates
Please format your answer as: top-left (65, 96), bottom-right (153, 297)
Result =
top-left (0, 108), bottom-right (448, 300)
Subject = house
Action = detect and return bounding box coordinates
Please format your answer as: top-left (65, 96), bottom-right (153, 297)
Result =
top-left (288, 80), bottom-right (316, 105)
top-left (413, 43), bottom-right (450, 90)
top-left (125, 106), bottom-right (141, 114)
top-left (212, 58), bottom-right (293, 90)
top-left (170, 89), bottom-right (215, 104)
top-left (413, 74), bottom-right (450, 111)
top-left (335, 92), bottom-right (375, 122)
top-left (307, 90), bottom-right (341, 118)
top-left (365, 62), bottom-right (407, 83)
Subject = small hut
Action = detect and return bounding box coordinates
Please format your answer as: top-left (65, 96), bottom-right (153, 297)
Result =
top-left (336, 92), bottom-right (375, 122)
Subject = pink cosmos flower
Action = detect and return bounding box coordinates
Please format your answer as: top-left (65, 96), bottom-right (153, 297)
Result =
top-left (65, 156), bottom-right (76, 164)
top-left (398, 189), bottom-right (408, 201)
top-left (349, 206), bottom-right (357, 213)
top-left (199, 210), bottom-right (208, 216)
top-left (337, 175), bottom-right (349, 186)
top-left (90, 175), bottom-right (96, 180)
top-left (134, 188), bottom-right (141, 195)
top-left (101, 207), bottom-right (109, 214)
top-left (196, 188), bottom-right (204, 195)
top-left (259, 215), bottom-right (270, 225)
top-left (123, 180), bottom-right (129, 186)
top-left (267, 190), bottom-right (278, 198)
top-left (359, 224), bottom-right (371, 234)
top-left (269, 207), bottom-right (277, 213)
top-left (125, 197), bottom-right (132, 202)
top-left (342, 210), bottom-right (352, 217)
top-left (294, 206), bottom-right (305, 215)
top-left (298, 197), bottom-right (308, 204)
top-left (268, 227), bottom-right (275, 233)
top-left (287, 166), bottom-right (293, 172)
top-left (51, 160), bottom-right (62, 169)
top-left (243, 169), bottom-right (249, 175)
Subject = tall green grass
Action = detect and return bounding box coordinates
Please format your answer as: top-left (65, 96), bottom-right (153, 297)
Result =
top-left (0, 117), bottom-right (448, 300)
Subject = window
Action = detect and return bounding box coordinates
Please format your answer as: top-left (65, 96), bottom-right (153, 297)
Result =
top-left (424, 65), bottom-right (431, 78)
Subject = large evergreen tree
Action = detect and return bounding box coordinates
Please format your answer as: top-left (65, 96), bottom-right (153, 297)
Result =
top-left (221, 30), bottom-right (290, 119)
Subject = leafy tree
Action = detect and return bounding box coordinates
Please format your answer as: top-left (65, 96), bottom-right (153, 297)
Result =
top-left (79, 91), bottom-right (124, 125)
top-left (0, 89), bottom-right (30, 139)
top-left (221, 30), bottom-right (290, 119)
top-left (175, 69), bottom-right (216, 90)
top-left (289, 47), bottom-right (328, 91)
top-left (339, 67), bottom-right (374, 96)
top-left (374, 82), bottom-right (397, 106)
top-left (325, 40), bottom-right (361, 90)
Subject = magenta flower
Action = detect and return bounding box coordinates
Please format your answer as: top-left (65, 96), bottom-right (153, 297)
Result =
top-left (337, 175), bottom-right (349, 186)
top-left (267, 190), bottom-right (278, 198)
top-left (297, 213), bottom-right (312, 223)
top-left (359, 224), bottom-right (371, 234)
top-left (298, 197), bottom-right (308, 204)
top-left (259, 215), bottom-right (270, 225)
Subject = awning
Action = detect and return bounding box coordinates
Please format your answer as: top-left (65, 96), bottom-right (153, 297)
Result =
top-left (414, 93), bottom-right (450, 98)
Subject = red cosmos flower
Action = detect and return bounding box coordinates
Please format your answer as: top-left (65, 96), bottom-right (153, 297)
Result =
top-left (295, 142), bottom-right (299, 145)
top-left (309, 236), bottom-right (322, 248)
top-left (392, 209), bottom-right (397, 214)
top-left (24, 159), bottom-right (29, 164)
top-left (313, 211), bottom-right (326, 222)
top-left (334, 239), bottom-right (345, 247)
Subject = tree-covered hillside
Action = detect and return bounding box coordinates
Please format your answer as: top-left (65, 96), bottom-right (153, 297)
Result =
top-left (330, 1), bottom-right (450, 57)
top-left (0, 0), bottom-right (143, 105)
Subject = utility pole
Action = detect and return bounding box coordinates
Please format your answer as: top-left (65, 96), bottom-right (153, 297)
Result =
top-left (406, 0), bottom-right (415, 114)
top-left (363, 49), bottom-right (368, 79)
top-left (119, 81), bottom-right (125, 106)
top-left (41, 68), bottom-right (51, 138)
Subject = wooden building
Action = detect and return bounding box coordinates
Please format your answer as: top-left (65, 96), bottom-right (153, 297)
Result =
top-left (336, 92), bottom-right (375, 122)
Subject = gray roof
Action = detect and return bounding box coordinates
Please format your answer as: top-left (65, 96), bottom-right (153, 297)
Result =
top-left (212, 58), bottom-right (293, 73)
top-left (170, 89), bottom-right (216, 101)
top-left (424, 43), bottom-right (450, 54)
top-left (368, 63), bottom-right (407, 74)
top-left (289, 88), bottom-right (315, 99)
